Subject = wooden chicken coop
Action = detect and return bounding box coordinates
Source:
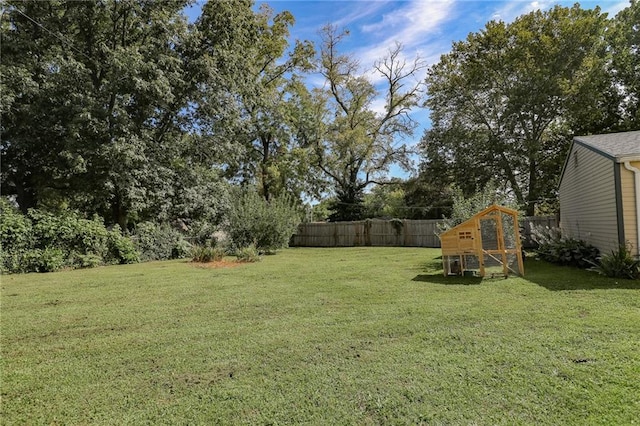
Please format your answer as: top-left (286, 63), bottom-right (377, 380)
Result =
top-left (439, 205), bottom-right (524, 277)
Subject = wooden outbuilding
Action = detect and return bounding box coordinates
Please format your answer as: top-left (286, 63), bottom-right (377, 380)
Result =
top-left (439, 205), bottom-right (524, 277)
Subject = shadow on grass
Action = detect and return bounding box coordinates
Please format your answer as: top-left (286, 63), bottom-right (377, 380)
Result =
top-left (413, 257), bottom-right (483, 285)
top-left (417, 256), bottom-right (640, 290)
top-left (412, 274), bottom-right (482, 285)
top-left (521, 259), bottom-right (640, 291)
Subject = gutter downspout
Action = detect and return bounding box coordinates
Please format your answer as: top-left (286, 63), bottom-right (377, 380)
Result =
top-left (623, 161), bottom-right (640, 257)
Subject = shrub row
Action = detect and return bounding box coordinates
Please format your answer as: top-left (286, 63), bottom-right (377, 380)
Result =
top-left (531, 224), bottom-right (640, 279)
top-left (531, 225), bottom-right (599, 268)
top-left (1, 201), bottom-right (138, 273)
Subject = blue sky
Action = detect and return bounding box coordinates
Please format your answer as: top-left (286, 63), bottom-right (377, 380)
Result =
top-left (185, 0), bottom-right (630, 178)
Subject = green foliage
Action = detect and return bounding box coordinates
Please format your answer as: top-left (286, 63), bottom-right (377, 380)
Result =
top-left (235, 244), bottom-right (261, 263)
top-left (72, 253), bottom-right (103, 269)
top-left (0, 200), bottom-right (33, 273)
top-left (225, 5), bottom-right (319, 203)
top-left (132, 222), bottom-right (190, 262)
top-left (328, 187), bottom-right (365, 222)
top-left (22, 247), bottom-right (66, 273)
top-left (0, 202), bottom-right (140, 273)
top-left (314, 25), bottom-right (426, 222)
top-left (224, 190), bottom-right (301, 253)
top-left (28, 210), bottom-right (111, 260)
top-left (607, 0), bottom-right (640, 130)
top-left (438, 181), bottom-right (521, 232)
top-left (106, 225), bottom-right (140, 265)
top-left (309, 199), bottom-right (333, 222)
top-left (401, 175), bottom-right (453, 219)
top-left (1, 0), bottom-right (263, 228)
top-left (184, 219), bottom-right (219, 247)
top-left (422, 5), bottom-right (613, 215)
top-left (190, 245), bottom-right (225, 263)
top-left (531, 225), bottom-right (599, 268)
top-left (363, 183), bottom-right (407, 219)
top-left (591, 244), bottom-right (640, 279)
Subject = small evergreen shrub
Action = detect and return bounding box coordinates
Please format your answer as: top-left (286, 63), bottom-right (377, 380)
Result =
top-left (531, 225), bottom-right (599, 268)
top-left (591, 244), bottom-right (640, 279)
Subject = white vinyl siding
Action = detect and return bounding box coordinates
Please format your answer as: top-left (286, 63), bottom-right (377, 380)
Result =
top-left (621, 160), bottom-right (639, 256)
top-left (559, 144), bottom-right (619, 254)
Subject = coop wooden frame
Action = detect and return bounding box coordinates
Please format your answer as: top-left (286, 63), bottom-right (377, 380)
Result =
top-left (439, 205), bottom-right (524, 277)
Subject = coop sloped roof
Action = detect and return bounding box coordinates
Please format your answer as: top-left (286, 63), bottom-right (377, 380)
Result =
top-left (439, 204), bottom-right (519, 237)
top-left (574, 131), bottom-right (640, 162)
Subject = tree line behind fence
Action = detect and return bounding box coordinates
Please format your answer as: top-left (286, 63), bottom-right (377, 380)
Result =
top-left (290, 216), bottom-right (557, 248)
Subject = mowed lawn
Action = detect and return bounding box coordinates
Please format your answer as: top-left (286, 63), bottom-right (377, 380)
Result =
top-left (2, 247), bottom-right (639, 425)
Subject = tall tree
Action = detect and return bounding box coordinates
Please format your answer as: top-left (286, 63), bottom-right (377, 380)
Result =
top-left (420, 5), bottom-right (612, 215)
top-left (230, 5), bottom-right (317, 201)
top-left (314, 25), bottom-right (426, 221)
top-left (607, 0), bottom-right (640, 130)
top-left (1, 0), bottom-right (193, 226)
top-left (1, 0), bottom-right (264, 227)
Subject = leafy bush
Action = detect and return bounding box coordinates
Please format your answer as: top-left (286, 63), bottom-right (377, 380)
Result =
top-left (28, 210), bottom-right (111, 260)
top-left (71, 253), bottom-right (103, 269)
top-left (438, 181), bottom-right (521, 233)
top-left (22, 247), bottom-right (66, 273)
top-left (0, 200), bottom-right (33, 273)
top-left (531, 225), bottom-right (599, 268)
top-left (224, 190), bottom-right (301, 253)
top-left (106, 225), bottom-right (140, 264)
top-left (590, 244), bottom-right (640, 279)
top-left (185, 219), bottom-right (219, 247)
top-left (235, 244), bottom-right (261, 263)
top-left (132, 221), bottom-right (190, 261)
top-left (0, 202), bottom-right (139, 273)
top-left (191, 245), bottom-right (225, 263)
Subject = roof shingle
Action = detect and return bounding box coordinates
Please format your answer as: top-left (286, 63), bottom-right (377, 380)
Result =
top-left (574, 131), bottom-right (640, 161)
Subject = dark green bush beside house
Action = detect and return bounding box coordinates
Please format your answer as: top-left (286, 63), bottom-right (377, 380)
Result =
top-left (591, 244), bottom-right (640, 279)
top-left (531, 224), bottom-right (600, 268)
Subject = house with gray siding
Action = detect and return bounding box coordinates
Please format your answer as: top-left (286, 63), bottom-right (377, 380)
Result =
top-left (559, 131), bottom-right (640, 257)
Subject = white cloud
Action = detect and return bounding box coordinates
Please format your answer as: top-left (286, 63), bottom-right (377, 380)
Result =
top-left (355, 0), bottom-right (457, 69)
top-left (333, 1), bottom-right (394, 29)
top-left (490, 0), bottom-right (555, 23)
top-left (600, 0), bottom-right (629, 17)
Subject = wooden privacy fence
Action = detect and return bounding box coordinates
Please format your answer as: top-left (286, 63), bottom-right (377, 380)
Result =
top-left (290, 216), bottom-right (557, 248)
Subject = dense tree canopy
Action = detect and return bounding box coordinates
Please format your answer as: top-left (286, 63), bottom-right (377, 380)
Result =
top-left (226, 5), bottom-right (319, 202)
top-left (419, 5), bottom-right (620, 215)
top-left (607, 0), bottom-right (640, 130)
top-left (2, 0), bottom-right (638, 231)
top-left (1, 0), bottom-right (311, 227)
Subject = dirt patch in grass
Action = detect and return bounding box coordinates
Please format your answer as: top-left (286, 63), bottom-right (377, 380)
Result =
top-left (191, 260), bottom-right (243, 269)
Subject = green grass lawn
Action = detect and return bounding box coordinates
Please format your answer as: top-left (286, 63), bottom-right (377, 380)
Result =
top-left (2, 247), bottom-right (639, 425)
